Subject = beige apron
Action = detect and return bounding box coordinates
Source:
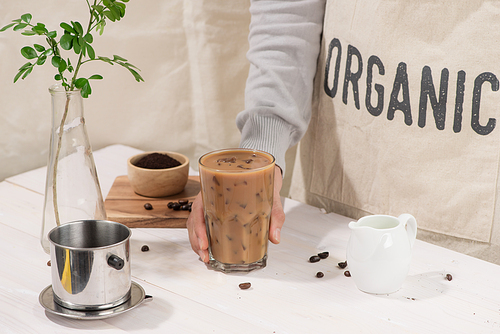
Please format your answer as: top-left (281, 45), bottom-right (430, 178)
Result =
top-left (290, 0), bottom-right (500, 262)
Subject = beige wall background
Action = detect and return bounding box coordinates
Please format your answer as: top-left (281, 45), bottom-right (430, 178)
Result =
top-left (0, 0), bottom-right (252, 182)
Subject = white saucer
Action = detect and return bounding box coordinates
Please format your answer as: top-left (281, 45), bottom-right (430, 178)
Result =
top-left (39, 281), bottom-right (149, 320)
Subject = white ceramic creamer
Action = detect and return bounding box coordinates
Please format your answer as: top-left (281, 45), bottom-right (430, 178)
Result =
top-left (346, 214), bottom-right (417, 294)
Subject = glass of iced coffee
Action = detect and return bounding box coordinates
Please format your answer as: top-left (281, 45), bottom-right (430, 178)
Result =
top-left (198, 148), bottom-right (275, 273)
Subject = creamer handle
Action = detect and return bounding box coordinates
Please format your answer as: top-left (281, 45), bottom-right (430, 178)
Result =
top-left (398, 214), bottom-right (417, 248)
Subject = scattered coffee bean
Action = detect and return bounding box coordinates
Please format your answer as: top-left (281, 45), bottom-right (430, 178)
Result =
top-left (344, 270), bottom-right (351, 277)
top-left (338, 261), bottom-right (348, 269)
top-left (445, 273), bottom-right (453, 281)
top-left (167, 200), bottom-right (193, 212)
top-left (239, 282), bottom-right (251, 290)
top-left (47, 260), bottom-right (51, 266)
top-left (316, 271), bottom-right (324, 278)
top-left (318, 251), bottom-right (329, 259)
top-left (144, 203), bottom-right (153, 210)
top-left (309, 255), bottom-right (321, 263)
top-left (141, 245), bottom-right (150, 252)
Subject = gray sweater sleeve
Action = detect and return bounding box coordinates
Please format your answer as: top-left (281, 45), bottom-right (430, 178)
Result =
top-left (236, 0), bottom-right (326, 174)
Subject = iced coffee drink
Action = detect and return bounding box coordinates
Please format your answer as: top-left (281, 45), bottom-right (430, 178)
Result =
top-left (199, 148), bottom-right (275, 273)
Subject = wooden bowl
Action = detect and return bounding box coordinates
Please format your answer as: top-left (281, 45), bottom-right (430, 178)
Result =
top-left (127, 151), bottom-right (190, 197)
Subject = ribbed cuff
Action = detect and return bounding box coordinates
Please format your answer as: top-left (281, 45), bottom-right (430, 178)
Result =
top-left (239, 114), bottom-right (293, 176)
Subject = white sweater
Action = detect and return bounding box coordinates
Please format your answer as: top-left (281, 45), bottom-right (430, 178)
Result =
top-left (236, 0), bottom-right (326, 174)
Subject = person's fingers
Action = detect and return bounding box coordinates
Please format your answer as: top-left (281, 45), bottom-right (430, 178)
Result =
top-left (269, 166), bottom-right (285, 244)
top-left (186, 192), bottom-right (209, 262)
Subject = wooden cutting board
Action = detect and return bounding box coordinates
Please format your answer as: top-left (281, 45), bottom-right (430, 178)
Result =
top-left (104, 175), bottom-right (200, 228)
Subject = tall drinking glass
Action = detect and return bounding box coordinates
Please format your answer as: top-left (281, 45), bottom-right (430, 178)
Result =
top-left (199, 148), bottom-right (275, 273)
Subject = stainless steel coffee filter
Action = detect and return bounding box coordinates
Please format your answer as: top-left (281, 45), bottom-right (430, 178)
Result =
top-left (48, 220), bottom-right (131, 310)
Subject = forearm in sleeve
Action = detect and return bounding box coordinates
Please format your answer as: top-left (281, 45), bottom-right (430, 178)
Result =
top-left (236, 0), bottom-right (326, 174)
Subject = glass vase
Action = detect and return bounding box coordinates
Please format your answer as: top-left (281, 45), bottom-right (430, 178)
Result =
top-left (40, 83), bottom-right (106, 253)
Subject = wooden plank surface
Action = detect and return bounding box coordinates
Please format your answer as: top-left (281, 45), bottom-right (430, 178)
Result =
top-left (104, 175), bottom-right (200, 228)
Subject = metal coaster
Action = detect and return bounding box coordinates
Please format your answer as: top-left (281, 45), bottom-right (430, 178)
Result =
top-left (39, 281), bottom-right (148, 320)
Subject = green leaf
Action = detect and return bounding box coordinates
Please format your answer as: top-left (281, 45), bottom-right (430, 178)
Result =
top-left (36, 55), bottom-right (47, 65)
top-left (86, 43), bottom-right (95, 59)
top-left (41, 48), bottom-right (53, 57)
top-left (60, 22), bottom-right (75, 34)
top-left (72, 21), bottom-right (83, 35)
top-left (96, 21), bottom-right (106, 35)
top-left (21, 46), bottom-right (37, 60)
top-left (20, 13), bottom-right (32, 24)
top-left (21, 66), bottom-right (33, 80)
top-left (58, 58), bottom-right (67, 72)
top-left (97, 56), bottom-right (113, 65)
top-left (73, 36), bottom-right (81, 54)
top-left (83, 33), bottom-right (93, 44)
top-left (115, 3), bottom-right (126, 17)
top-left (81, 81), bottom-right (92, 98)
top-left (21, 31), bottom-right (36, 36)
top-left (113, 55), bottom-right (127, 62)
top-left (47, 30), bottom-right (57, 38)
top-left (80, 41), bottom-right (87, 57)
top-left (51, 56), bottom-right (61, 68)
top-left (92, 5), bottom-right (104, 12)
top-left (33, 44), bottom-right (45, 52)
top-left (74, 77), bottom-right (88, 89)
top-left (128, 67), bottom-right (144, 82)
top-left (14, 68), bottom-right (28, 83)
top-left (103, 10), bottom-right (116, 22)
top-left (88, 74), bottom-right (103, 80)
top-left (33, 26), bottom-right (48, 35)
top-left (18, 62), bottom-right (32, 71)
top-left (67, 58), bottom-right (74, 73)
top-left (46, 36), bottom-right (55, 48)
top-left (0, 23), bottom-right (16, 32)
top-left (13, 23), bottom-right (28, 31)
top-left (60, 34), bottom-right (73, 50)
top-left (110, 5), bottom-right (122, 20)
top-left (54, 74), bottom-right (62, 81)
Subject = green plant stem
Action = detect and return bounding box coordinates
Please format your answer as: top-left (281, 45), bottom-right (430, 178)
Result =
top-left (52, 94), bottom-right (71, 226)
top-left (52, 5), bottom-right (95, 225)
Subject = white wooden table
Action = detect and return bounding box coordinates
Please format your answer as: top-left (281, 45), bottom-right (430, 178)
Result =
top-left (1, 144), bottom-right (499, 333)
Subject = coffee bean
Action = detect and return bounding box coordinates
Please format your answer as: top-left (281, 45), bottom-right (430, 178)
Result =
top-left (47, 260), bottom-right (51, 266)
top-left (239, 282), bottom-right (251, 290)
top-left (344, 270), bottom-right (351, 277)
top-left (445, 273), bottom-right (453, 281)
top-left (318, 251), bottom-right (329, 259)
top-left (316, 271), bottom-right (324, 278)
top-left (181, 204), bottom-right (190, 211)
top-left (172, 202), bottom-right (181, 210)
top-left (141, 245), bottom-right (150, 252)
top-left (144, 203), bottom-right (153, 210)
top-left (338, 261), bottom-right (348, 269)
top-left (309, 255), bottom-right (321, 263)
top-left (179, 199), bottom-right (189, 205)
top-left (167, 202), bottom-right (175, 208)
